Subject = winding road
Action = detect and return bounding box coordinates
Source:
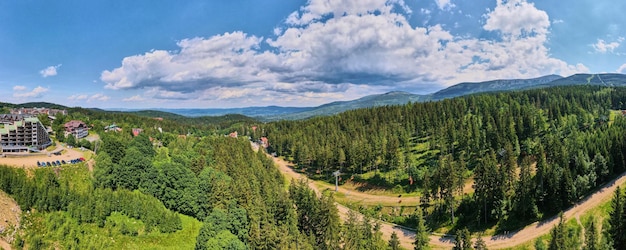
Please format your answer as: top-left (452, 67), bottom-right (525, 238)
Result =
top-left (269, 154), bottom-right (626, 249)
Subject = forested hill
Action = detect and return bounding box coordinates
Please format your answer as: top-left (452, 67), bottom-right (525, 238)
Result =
top-left (267, 73), bottom-right (626, 121)
top-left (261, 85), bottom-right (626, 231)
top-left (155, 73), bottom-right (616, 121)
top-left (0, 133), bottom-right (355, 249)
top-left (539, 73), bottom-right (626, 87)
top-left (263, 91), bottom-right (430, 121)
top-left (4, 74), bottom-right (626, 122)
top-left (430, 74), bottom-right (563, 100)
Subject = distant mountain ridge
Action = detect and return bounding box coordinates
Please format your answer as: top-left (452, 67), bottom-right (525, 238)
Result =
top-left (263, 91), bottom-right (431, 121)
top-left (104, 73), bottom-right (626, 121)
top-left (431, 75), bottom-right (563, 100)
top-left (538, 73), bottom-right (626, 87)
top-left (266, 73), bottom-right (626, 121)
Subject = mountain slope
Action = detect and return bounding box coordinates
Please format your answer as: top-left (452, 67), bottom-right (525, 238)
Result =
top-left (155, 106), bottom-right (314, 117)
top-left (539, 73), bottom-right (626, 87)
top-left (110, 73), bottom-right (626, 121)
top-left (432, 74), bottom-right (563, 100)
top-left (263, 91), bottom-right (430, 121)
top-left (262, 75), bottom-right (566, 121)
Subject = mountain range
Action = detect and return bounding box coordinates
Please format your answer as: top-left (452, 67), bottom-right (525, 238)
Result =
top-left (4, 73), bottom-right (626, 121)
top-left (153, 73), bottom-right (626, 121)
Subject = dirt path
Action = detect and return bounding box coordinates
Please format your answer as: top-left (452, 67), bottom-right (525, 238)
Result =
top-left (270, 154), bottom-right (626, 249)
top-left (272, 157), bottom-right (420, 206)
top-left (0, 190), bottom-right (20, 250)
top-left (484, 170), bottom-right (626, 248)
top-left (270, 155), bottom-right (451, 249)
top-left (0, 238), bottom-right (11, 250)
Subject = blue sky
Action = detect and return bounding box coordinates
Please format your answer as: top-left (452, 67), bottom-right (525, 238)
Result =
top-left (1, 0), bottom-right (625, 108)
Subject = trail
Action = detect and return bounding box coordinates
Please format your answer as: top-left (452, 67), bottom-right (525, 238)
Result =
top-left (270, 155), bottom-right (452, 249)
top-left (280, 161), bottom-right (420, 205)
top-left (0, 190), bottom-right (20, 250)
top-left (270, 154), bottom-right (626, 249)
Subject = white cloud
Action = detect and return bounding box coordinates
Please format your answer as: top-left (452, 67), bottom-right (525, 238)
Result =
top-left (12, 85), bottom-right (27, 91)
top-left (67, 94), bottom-right (88, 101)
top-left (39, 64), bottom-right (61, 77)
top-left (123, 95), bottom-right (145, 102)
top-left (435, 0), bottom-right (455, 10)
top-left (88, 93), bottom-right (110, 102)
top-left (273, 27), bottom-right (282, 36)
top-left (592, 38), bottom-right (621, 53)
top-left (617, 64), bottom-right (626, 73)
top-left (483, 0), bottom-right (550, 39)
top-left (101, 0), bottom-right (585, 104)
top-left (552, 19), bottom-right (564, 24)
top-left (13, 86), bottom-right (49, 98)
top-left (285, 0), bottom-right (411, 25)
top-left (101, 32), bottom-right (268, 91)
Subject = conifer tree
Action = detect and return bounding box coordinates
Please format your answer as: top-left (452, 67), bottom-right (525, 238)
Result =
top-left (583, 219), bottom-right (598, 250)
top-left (473, 234), bottom-right (487, 250)
top-left (608, 187), bottom-right (624, 249)
top-left (453, 228), bottom-right (473, 250)
top-left (389, 231), bottom-right (400, 250)
top-left (548, 213), bottom-right (565, 250)
top-left (413, 206), bottom-right (429, 250)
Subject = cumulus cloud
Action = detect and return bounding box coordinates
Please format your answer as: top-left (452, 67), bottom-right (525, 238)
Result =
top-left (88, 93), bottom-right (110, 102)
top-left (39, 64), bottom-right (61, 77)
top-left (12, 85), bottom-right (27, 91)
top-left (13, 86), bottom-right (49, 98)
top-left (123, 95), bottom-right (145, 102)
top-left (101, 0), bottom-right (585, 104)
top-left (101, 32), bottom-right (267, 92)
top-left (483, 0), bottom-right (550, 39)
top-left (435, 0), bottom-right (455, 10)
top-left (618, 64), bottom-right (626, 73)
top-left (67, 94), bottom-right (88, 101)
top-left (285, 0), bottom-right (411, 25)
top-left (592, 38), bottom-right (622, 53)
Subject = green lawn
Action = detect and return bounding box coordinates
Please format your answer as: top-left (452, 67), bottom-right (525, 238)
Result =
top-left (23, 211), bottom-right (201, 250)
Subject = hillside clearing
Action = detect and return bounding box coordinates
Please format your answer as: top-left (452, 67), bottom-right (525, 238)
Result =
top-left (271, 153), bottom-right (626, 249)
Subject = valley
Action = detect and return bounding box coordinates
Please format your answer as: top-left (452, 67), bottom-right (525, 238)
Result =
top-left (2, 84), bottom-right (626, 249)
top-left (270, 148), bottom-right (626, 249)
top-left (5, 1), bottom-right (626, 249)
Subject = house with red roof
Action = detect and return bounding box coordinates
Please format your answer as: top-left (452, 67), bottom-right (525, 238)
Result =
top-left (64, 120), bottom-right (88, 139)
top-left (132, 128), bottom-right (143, 137)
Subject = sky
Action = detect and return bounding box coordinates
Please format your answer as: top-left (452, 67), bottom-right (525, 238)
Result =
top-left (1, 0), bottom-right (625, 109)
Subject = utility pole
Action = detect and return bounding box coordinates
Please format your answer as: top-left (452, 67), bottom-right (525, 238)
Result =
top-left (333, 170), bottom-right (340, 192)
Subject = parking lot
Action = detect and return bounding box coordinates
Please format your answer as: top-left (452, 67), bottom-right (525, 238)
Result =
top-left (0, 146), bottom-right (88, 169)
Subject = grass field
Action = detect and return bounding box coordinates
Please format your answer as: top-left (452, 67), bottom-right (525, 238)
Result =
top-left (21, 211), bottom-right (201, 250)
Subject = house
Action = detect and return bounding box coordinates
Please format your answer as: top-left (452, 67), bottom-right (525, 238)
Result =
top-left (64, 120), bottom-right (89, 139)
top-left (105, 124), bottom-right (122, 132)
top-left (260, 137), bottom-right (269, 148)
top-left (0, 114), bottom-right (52, 153)
top-left (132, 128), bottom-right (143, 137)
top-left (229, 131), bottom-right (238, 138)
